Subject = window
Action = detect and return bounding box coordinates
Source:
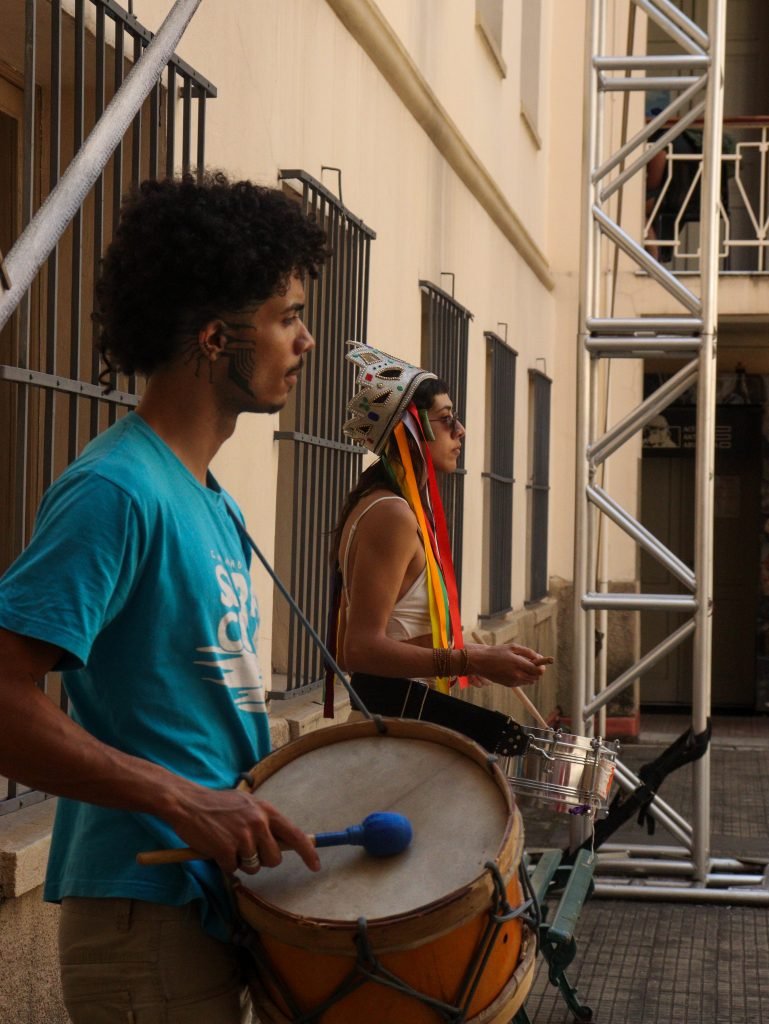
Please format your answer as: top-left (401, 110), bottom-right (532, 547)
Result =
top-left (476, 0), bottom-right (507, 77)
top-left (419, 280), bottom-right (471, 595)
top-left (271, 170), bottom-right (374, 697)
top-left (527, 369), bottom-right (551, 603)
top-left (482, 332), bottom-right (517, 618)
top-left (520, 0), bottom-right (542, 144)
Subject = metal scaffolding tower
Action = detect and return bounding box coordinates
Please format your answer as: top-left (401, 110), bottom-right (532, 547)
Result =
top-left (573, 0), bottom-right (769, 902)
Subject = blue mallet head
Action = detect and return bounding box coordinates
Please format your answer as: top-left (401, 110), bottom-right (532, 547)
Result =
top-left (314, 811), bottom-right (413, 857)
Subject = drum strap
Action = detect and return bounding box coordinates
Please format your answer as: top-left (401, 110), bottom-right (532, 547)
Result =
top-left (350, 674), bottom-right (530, 757)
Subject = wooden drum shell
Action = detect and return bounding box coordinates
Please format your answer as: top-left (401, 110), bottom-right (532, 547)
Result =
top-left (234, 718), bottom-right (535, 1024)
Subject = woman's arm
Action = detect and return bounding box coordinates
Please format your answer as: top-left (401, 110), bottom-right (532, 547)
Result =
top-left (342, 502), bottom-right (547, 687)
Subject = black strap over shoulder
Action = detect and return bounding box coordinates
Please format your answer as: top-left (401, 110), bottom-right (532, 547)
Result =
top-left (350, 674), bottom-right (530, 757)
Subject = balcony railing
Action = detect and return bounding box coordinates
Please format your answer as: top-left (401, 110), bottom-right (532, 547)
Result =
top-left (644, 117), bottom-right (769, 273)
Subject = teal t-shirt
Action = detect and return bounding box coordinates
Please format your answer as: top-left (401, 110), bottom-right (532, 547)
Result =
top-left (0, 413), bottom-right (270, 928)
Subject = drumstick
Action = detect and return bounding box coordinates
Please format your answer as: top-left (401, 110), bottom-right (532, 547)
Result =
top-left (470, 631), bottom-right (552, 730)
top-left (136, 811), bottom-right (413, 866)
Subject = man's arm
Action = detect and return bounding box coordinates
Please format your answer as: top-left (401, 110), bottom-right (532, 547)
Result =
top-left (0, 628), bottom-right (319, 875)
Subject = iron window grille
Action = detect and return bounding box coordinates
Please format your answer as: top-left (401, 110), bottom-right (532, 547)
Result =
top-left (271, 170), bottom-right (374, 697)
top-left (527, 368), bottom-right (551, 604)
top-left (481, 331), bottom-right (517, 618)
top-left (0, 0), bottom-right (214, 815)
top-left (419, 279), bottom-right (471, 596)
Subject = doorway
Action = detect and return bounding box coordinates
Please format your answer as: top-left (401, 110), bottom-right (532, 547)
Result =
top-left (640, 404), bottom-right (762, 709)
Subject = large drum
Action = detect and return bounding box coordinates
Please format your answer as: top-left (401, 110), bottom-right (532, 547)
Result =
top-left (234, 718), bottom-right (536, 1024)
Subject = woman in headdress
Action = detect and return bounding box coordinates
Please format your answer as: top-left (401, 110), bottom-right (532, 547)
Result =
top-left (325, 343), bottom-right (551, 750)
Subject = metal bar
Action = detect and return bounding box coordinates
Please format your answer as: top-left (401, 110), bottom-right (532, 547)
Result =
top-left (587, 358), bottom-right (698, 466)
top-left (273, 431), bottom-right (362, 454)
top-left (599, 74), bottom-right (700, 91)
top-left (586, 337), bottom-right (701, 355)
top-left (13, 0), bottom-right (36, 555)
top-left (112, 23), bottom-right (124, 237)
top-left (165, 63), bottom-right (176, 176)
top-left (593, 74), bottom-right (708, 184)
top-left (593, 55), bottom-right (710, 71)
top-left (571, 0), bottom-right (601, 852)
top-left (0, 0), bottom-right (206, 333)
top-left (91, 4), bottom-right (107, 438)
top-left (98, 0), bottom-right (216, 94)
top-left (634, 0), bottom-right (707, 56)
top-left (582, 592), bottom-right (697, 611)
top-left (690, 0), bottom-right (727, 885)
top-left (279, 170), bottom-right (376, 238)
top-left (600, 99), bottom-right (707, 202)
top-left (181, 74), bottom-right (192, 174)
top-left (69, 0), bottom-right (86, 464)
top-left (196, 93), bottom-right (206, 180)
top-left (587, 483), bottom-right (695, 588)
top-left (0, 365), bottom-right (140, 405)
top-left (130, 33), bottom-right (143, 184)
top-left (639, 0), bottom-right (710, 50)
top-left (592, 205), bottom-right (702, 313)
top-left (593, 882), bottom-right (769, 904)
top-left (584, 617), bottom-right (696, 717)
top-left (587, 316), bottom-right (703, 333)
top-left (613, 761), bottom-right (694, 836)
top-left (43, 0), bottom-right (62, 487)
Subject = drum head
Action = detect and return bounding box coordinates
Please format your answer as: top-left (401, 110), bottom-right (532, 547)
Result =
top-left (237, 726), bottom-right (511, 924)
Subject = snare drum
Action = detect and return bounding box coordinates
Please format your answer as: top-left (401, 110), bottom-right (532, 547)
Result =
top-left (234, 718), bottom-right (536, 1024)
top-left (503, 727), bottom-right (619, 817)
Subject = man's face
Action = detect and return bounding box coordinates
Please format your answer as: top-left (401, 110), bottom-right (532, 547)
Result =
top-left (218, 274), bottom-right (314, 414)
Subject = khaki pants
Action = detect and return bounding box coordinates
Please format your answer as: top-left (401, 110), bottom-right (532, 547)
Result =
top-left (59, 897), bottom-right (252, 1024)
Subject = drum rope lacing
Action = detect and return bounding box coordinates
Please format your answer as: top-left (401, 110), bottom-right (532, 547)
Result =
top-left (237, 861), bottom-right (536, 1024)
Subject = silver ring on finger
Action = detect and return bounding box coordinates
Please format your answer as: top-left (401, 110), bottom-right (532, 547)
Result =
top-left (240, 852), bottom-right (260, 869)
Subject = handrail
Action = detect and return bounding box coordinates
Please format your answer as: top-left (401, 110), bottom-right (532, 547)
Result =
top-left (0, 0), bottom-right (204, 334)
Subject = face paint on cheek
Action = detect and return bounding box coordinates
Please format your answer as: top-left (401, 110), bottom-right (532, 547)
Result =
top-left (222, 341), bottom-right (257, 398)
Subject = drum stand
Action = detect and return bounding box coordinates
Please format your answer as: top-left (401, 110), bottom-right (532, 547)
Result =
top-left (513, 850), bottom-right (597, 1024)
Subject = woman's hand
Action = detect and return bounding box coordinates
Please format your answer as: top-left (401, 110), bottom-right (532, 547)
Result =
top-left (466, 642), bottom-right (553, 688)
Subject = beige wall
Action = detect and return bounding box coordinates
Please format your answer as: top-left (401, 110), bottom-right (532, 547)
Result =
top-left (127, 0), bottom-right (604, 661)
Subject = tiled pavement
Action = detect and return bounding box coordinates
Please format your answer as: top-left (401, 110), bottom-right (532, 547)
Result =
top-left (520, 714), bottom-right (769, 1023)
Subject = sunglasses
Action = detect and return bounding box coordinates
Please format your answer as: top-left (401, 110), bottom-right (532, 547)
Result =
top-left (428, 412), bottom-right (462, 437)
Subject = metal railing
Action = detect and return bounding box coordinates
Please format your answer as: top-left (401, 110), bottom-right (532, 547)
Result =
top-left (271, 170), bottom-right (374, 697)
top-left (419, 279), bottom-right (471, 596)
top-left (645, 117), bottom-right (769, 272)
top-left (481, 331), bottom-right (516, 618)
top-left (0, 0), bottom-right (213, 815)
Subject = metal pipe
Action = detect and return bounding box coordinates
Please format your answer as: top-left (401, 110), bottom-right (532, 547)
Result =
top-left (599, 75), bottom-right (700, 91)
top-left (585, 337), bottom-right (701, 354)
top-left (592, 205), bottom-right (701, 313)
top-left (690, 0), bottom-right (727, 885)
top-left (634, 0), bottom-right (707, 56)
top-left (586, 316), bottom-right (703, 333)
top-left (584, 617), bottom-right (696, 716)
top-left (587, 357), bottom-right (698, 465)
top-left (593, 55), bottom-right (709, 70)
top-left (600, 99), bottom-right (706, 202)
top-left (639, 0), bottom-right (710, 50)
top-left (587, 483), bottom-right (695, 588)
top-left (593, 74), bottom-right (707, 184)
top-left (0, 0), bottom-right (204, 333)
top-left (594, 882), bottom-right (769, 904)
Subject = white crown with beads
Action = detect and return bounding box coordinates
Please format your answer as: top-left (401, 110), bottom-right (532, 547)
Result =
top-left (342, 341), bottom-right (437, 455)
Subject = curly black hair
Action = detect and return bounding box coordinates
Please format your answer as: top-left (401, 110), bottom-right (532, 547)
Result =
top-left (94, 172), bottom-right (329, 380)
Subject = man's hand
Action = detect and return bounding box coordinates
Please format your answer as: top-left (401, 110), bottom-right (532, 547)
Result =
top-left (163, 785), bottom-right (321, 876)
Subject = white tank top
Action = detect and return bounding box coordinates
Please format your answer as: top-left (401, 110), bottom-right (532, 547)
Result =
top-left (341, 495), bottom-right (432, 641)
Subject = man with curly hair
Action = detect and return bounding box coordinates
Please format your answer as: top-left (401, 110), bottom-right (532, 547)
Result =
top-left (0, 173), bottom-right (329, 1022)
